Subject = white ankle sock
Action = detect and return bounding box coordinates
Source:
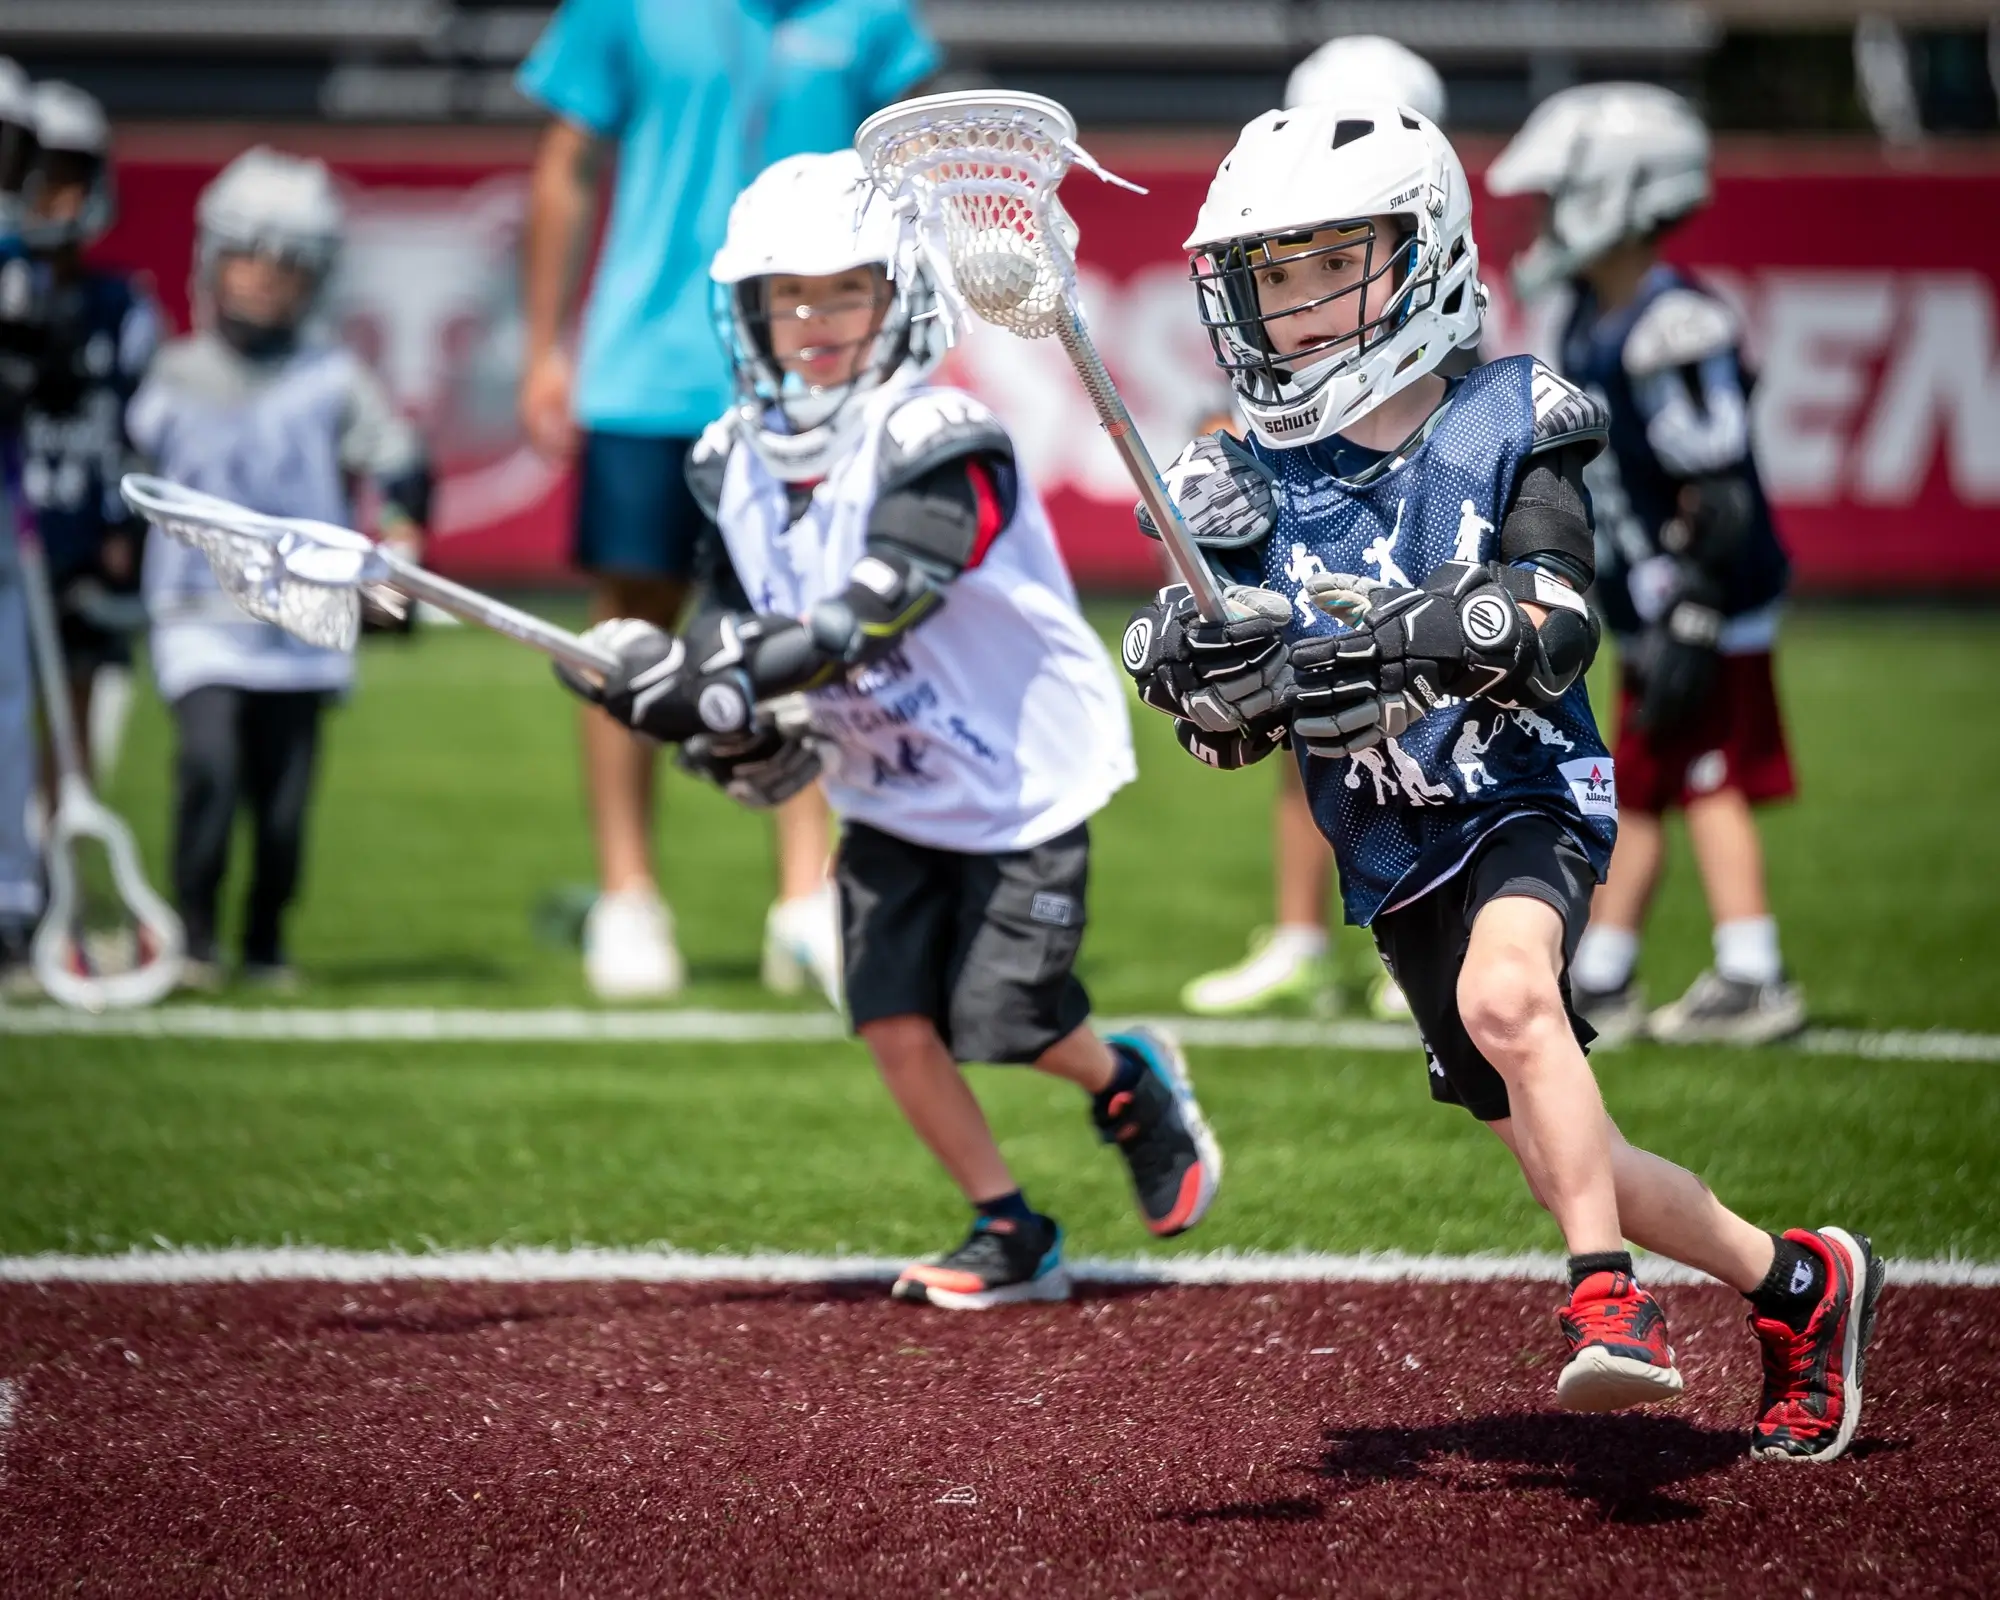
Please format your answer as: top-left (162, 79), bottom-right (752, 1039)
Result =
top-left (1713, 917), bottom-right (1782, 985)
top-left (1571, 925), bottom-right (1638, 994)
top-left (1268, 923), bottom-right (1329, 958)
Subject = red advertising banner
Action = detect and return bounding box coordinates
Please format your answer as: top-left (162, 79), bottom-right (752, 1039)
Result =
top-left (100, 127), bottom-right (2000, 589)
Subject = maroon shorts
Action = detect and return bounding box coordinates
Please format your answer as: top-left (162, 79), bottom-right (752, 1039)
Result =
top-left (1614, 650), bottom-right (1796, 816)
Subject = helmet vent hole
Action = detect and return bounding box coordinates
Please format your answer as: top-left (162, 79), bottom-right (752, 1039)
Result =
top-left (1401, 113), bottom-right (1421, 131)
top-left (1332, 119), bottom-right (1373, 150)
top-left (1272, 119), bottom-right (1289, 131)
top-left (1441, 283), bottom-right (1464, 316)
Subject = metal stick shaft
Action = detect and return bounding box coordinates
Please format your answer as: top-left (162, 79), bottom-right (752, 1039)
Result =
top-left (375, 553), bottom-right (618, 677)
top-left (15, 531), bottom-right (89, 783)
top-left (1053, 314), bottom-right (1229, 621)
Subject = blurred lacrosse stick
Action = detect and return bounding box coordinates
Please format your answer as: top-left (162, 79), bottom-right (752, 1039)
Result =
top-left (856, 90), bottom-right (1229, 621)
top-left (16, 526), bottom-right (183, 1009)
top-left (119, 474), bottom-right (618, 677)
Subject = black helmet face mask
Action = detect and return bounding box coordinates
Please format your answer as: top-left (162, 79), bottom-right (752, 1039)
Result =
top-left (1189, 217), bottom-right (1429, 409)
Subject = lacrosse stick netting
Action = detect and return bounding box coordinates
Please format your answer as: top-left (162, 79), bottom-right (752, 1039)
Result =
top-left (856, 91), bottom-right (1228, 620)
top-left (121, 475), bottom-right (618, 676)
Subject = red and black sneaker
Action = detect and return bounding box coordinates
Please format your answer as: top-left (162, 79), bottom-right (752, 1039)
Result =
top-left (1557, 1270), bottom-right (1686, 1412)
top-left (1750, 1226), bottom-right (1885, 1463)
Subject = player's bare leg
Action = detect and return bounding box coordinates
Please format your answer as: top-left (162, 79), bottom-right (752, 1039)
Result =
top-left (1460, 896), bottom-right (1622, 1254)
top-left (1460, 894), bottom-right (1682, 1410)
top-left (1490, 1116), bottom-right (1775, 1293)
top-left (1183, 762), bottom-right (1335, 1015)
top-left (580, 572), bottom-right (686, 999)
top-left (1570, 810), bottom-right (1664, 1042)
top-left (864, 1013), bottom-right (1068, 1308)
top-left (763, 784), bottom-right (842, 1006)
top-left (863, 1013), bottom-right (1019, 1200)
top-left (1654, 788), bottom-right (1804, 1043)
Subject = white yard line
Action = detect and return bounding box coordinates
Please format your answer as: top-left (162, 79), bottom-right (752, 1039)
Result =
top-left (1, 1245), bottom-right (1995, 1289)
top-left (2, 1002), bottom-right (1998, 1062)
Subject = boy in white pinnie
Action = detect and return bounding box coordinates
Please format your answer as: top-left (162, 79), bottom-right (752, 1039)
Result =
top-left (560, 152), bottom-right (1221, 1308)
top-left (1123, 102), bottom-right (1877, 1458)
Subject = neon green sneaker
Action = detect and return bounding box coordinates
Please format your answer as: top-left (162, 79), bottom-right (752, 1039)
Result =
top-left (1182, 927), bottom-right (1335, 1016)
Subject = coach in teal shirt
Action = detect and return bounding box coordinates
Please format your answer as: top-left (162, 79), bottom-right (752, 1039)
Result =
top-left (518, 0), bottom-right (936, 440)
top-left (514, 0), bottom-right (937, 1000)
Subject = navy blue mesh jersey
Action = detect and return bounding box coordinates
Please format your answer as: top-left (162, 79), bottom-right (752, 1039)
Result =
top-left (1229, 355), bottom-right (1618, 927)
top-left (1560, 264), bottom-right (1788, 642)
top-left (21, 268), bottom-right (160, 580)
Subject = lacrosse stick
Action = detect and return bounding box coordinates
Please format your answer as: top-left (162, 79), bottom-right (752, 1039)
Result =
top-left (856, 90), bottom-right (1229, 622)
top-left (119, 475), bottom-right (618, 677)
top-left (16, 525), bottom-right (184, 1009)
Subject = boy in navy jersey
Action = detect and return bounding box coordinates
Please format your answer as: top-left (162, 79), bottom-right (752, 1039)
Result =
top-left (1124, 101), bottom-right (1876, 1460)
top-left (19, 83), bottom-right (159, 773)
top-left (1489, 84), bottom-right (1802, 1046)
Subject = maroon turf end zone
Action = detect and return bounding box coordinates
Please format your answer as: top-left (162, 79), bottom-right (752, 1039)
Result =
top-left (1, 1279), bottom-right (1993, 1598)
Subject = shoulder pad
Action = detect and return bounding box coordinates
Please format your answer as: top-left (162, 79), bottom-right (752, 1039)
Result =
top-left (684, 417), bottom-right (736, 521)
top-left (1138, 430), bottom-right (1277, 550)
top-left (1528, 360), bottom-right (1609, 458)
top-left (1623, 287), bottom-right (1737, 378)
top-left (878, 388), bottom-right (1013, 496)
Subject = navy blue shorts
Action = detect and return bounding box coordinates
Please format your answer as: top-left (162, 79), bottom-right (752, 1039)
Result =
top-left (573, 430), bottom-right (706, 580)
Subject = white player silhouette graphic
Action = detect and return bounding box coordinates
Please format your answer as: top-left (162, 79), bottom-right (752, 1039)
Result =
top-left (1451, 719), bottom-right (1497, 794)
top-left (1511, 707), bottom-right (1575, 751)
top-left (1386, 737), bottom-right (1453, 805)
top-left (1363, 500), bottom-right (1412, 586)
top-left (1343, 746), bottom-right (1400, 805)
top-left (1453, 499), bottom-right (1494, 563)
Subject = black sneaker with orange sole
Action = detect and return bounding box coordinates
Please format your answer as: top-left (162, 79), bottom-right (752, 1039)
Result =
top-left (1750, 1226), bottom-right (1886, 1463)
top-left (1094, 1026), bottom-right (1222, 1237)
top-left (1557, 1270), bottom-right (1687, 1412)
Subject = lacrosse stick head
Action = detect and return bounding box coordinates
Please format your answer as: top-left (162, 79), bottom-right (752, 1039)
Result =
top-left (855, 90), bottom-right (1087, 340)
top-left (120, 474), bottom-right (384, 652)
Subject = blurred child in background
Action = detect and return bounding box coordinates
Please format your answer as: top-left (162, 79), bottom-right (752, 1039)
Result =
top-left (131, 147), bottom-right (431, 989)
top-left (19, 82), bottom-right (159, 786)
top-left (1489, 86), bottom-right (1803, 1045)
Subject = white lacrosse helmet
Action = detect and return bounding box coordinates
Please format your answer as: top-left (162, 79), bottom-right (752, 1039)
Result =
top-left (1286, 36), bottom-right (1447, 125)
top-left (195, 146), bottom-right (345, 354)
top-left (1185, 103), bottom-right (1483, 449)
top-left (26, 81), bottom-right (115, 252)
top-left (711, 148), bottom-right (944, 482)
top-left (1486, 83), bottom-right (1711, 301)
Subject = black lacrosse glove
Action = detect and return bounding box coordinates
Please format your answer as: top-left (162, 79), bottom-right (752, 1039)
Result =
top-left (1121, 581), bottom-right (1294, 734)
top-left (1287, 562), bottom-right (1543, 759)
top-left (554, 612), bottom-right (757, 743)
top-left (1630, 567), bottom-right (1724, 733)
top-left (1171, 710), bottom-right (1290, 771)
top-left (678, 721), bottom-right (823, 809)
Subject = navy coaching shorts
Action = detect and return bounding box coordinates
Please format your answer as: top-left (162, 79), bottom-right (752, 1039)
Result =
top-left (573, 430), bottom-right (706, 581)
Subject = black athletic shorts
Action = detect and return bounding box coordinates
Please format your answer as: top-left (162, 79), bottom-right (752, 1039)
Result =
top-left (1370, 812), bottom-right (1599, 1123)
top-left (836, 819), bottom-right (1093, 1065)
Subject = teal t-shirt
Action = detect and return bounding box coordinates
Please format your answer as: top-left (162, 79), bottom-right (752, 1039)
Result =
top-left (518, 0), bottom-right (936, 436)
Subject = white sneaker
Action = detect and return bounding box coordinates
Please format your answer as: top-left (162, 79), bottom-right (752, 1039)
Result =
top-left (583, 888), bottom-right (684, 1001)
top-left (763, 886), bottom-right (843, 1008)
top-left (1180, 927), bottom-right (1333, 1016)
top-left (1368, 968), bottom-right (1412, 1021)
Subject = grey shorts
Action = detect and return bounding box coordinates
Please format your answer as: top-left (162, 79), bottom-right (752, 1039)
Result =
top-left (1371, 812), bottom-right (1600, 1123)
top-left (836, 820), bottom-right (1093, 1065)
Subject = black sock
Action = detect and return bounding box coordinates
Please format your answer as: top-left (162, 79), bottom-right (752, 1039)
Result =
top-left (1568, 1250), bottom-right (1635, 1289)
top-left (1745, 1233), bottom-right (1824, 1332)
top-left (976, 1190), bottom-right (1035, 1227)
top-left (1095, 1045), bottom-right (1145, 1107)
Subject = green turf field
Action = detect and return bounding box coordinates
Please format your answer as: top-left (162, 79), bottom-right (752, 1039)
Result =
top-left (3, 605), bottom-right (1998, 1259)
